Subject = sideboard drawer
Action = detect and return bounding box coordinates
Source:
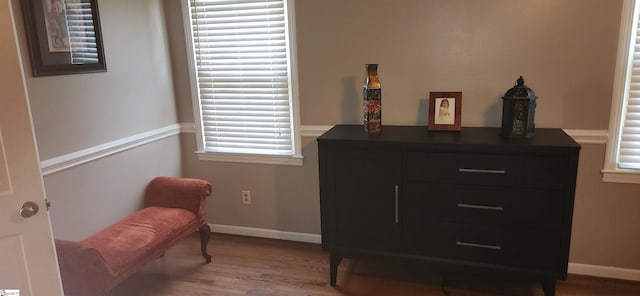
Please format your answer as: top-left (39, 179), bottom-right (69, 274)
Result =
top-left (405, 152), bottom-right (568, 189)
top-left (406, 223), bottom-right (562, 271)
top-left (404, 183), bottom-right (564, 229)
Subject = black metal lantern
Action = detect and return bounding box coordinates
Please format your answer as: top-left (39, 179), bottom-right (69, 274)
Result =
top-left (501, 76), bottom-right (537, 139)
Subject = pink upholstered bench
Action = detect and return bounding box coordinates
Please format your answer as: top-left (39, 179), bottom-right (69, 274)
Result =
top-left (54, 177), bottom-right (212, 296)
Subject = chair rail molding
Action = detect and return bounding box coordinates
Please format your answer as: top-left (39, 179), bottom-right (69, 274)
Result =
top-left (562, 129), bottom-right (608, 144)
top-left (38, 124), bottom-right (608, 176)
top-left (40, 124), bottom-right (182, 176)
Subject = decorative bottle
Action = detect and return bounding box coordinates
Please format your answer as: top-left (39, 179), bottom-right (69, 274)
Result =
top-left (363, 64), bottom-right (382, 135)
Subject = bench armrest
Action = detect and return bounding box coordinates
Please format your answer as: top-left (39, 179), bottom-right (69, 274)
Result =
top-left (144, 176), bottom-right (212, 221)
top-left (55, 240), bottom-right (115, 296)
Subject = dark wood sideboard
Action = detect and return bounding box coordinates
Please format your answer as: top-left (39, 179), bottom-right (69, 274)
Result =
top-left (317, 125), bottom-right (580, 296)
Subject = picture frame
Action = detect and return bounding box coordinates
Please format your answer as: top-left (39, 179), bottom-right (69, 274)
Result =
top-left (21, 0), bottom-right (106, 77)
top-left (428, 91), bottom-right (462, 131)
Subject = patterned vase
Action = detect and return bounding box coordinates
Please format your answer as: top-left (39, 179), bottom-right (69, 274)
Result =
top-left (363, 64), bottom-right (382, 135)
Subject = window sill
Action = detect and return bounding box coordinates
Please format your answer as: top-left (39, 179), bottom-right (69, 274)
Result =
top-left (196, 151), bottom-right (303, 166)
top-left (602, 169), bottom-right (640, 184)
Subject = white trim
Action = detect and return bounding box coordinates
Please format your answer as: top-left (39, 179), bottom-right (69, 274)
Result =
top-left (209, 223), bottom-right (640, 281)
top-left (39, 124), bottom-right (181, 176)
top-left (605, 0), bottom-right (638, 169)
top-left (602, 169), bottom-right (640, 184)
top-left (562, 129), bottom-right (608, 144)
top-left (300, 125), bottom-right (333, 137)
top-left (181, 1), bottom-right (206, 153)
top-left (183, 0), bottom-right (301, 159)
top-left (181, 123), bottom-right (330, 165)
top-left (285, 0), bottom-right (303, 160)
top-left (603, 0), bottom-right (639, 180)
top-left (302, 126), bottom-right (609, 144)
top-left (37, 124), bottom-right (612, 176)
top-left (569, 263), bottom-right (640, 282)
top-left (210, 223), bottom-right (321, 244)
top-left (0, 129), bottom-right (14, 196)
top-left (196, 152), bottom-right (303, 166)
top-left (189, 123), bottom-right (608, 143)
top-left (180, 122), bottom-right (196, 134)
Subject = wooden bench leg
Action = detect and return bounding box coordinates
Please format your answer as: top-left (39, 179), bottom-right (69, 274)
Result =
top-left (198, 224), bottom-right (212, 263)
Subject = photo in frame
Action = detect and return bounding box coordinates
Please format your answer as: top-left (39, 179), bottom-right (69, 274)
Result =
top-left (21, 0), bottom-right (106, 76)
top-left (428, 92), bottom-right (462, 131)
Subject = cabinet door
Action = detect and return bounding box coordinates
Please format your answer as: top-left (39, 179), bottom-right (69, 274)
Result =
top-left (323, 148), bottom-right (402, 251)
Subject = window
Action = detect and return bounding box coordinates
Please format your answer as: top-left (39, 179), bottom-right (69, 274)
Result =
top-left (182, 0), bottom-right (302, 165)
top-left (604, 0), bottom-right (640, 183)
top-left (65, 0), bottom-right (100, 64)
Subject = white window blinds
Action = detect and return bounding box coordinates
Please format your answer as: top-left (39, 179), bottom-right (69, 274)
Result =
top-left (188, 0), bottom-right (295, 156)
top-left (618, 5), bottom-right (640, 169)
top-left (65, 0), bottom-right (99, 64)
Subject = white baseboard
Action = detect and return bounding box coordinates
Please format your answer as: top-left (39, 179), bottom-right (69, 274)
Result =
top-left (569, 263), bottom-right (640, 281)
top-left (210, 224), bottom-right (640, 282)
top-left (209, 223), bottom-right (321, 244)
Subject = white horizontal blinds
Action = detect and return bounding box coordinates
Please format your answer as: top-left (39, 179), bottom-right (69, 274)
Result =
top-left (190, 0), bottom-right (293, 155)
top-left (65, 0), bottom-right (99, 64)
top-left (619, 11), bottom-right (640, 169)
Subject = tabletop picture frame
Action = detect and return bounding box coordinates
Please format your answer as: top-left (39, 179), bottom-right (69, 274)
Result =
top-left (21, 0), bottom-right (106, 77)
top-left (428, 91), bottom-right (462, 131)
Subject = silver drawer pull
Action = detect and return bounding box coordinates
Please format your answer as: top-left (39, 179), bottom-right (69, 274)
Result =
top-left (458, 168), bottom-right (506, 174)
top-left (457, 203), bottom-right (504, 211)
top-left (394, 185), bottom-right (399, 224)
top-left (456, 241), bottom-right (502, 250)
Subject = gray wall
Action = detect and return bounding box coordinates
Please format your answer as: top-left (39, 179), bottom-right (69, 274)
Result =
top-left (12, 0), bottom-right (182, 240)
top-left (44, 137), bottom-right (181, 240)
top-left (295, 0), bottom-right (617, 129)
top-left (166, 0), bottom-right (640, 270)
top-left (24, 0), bottom-right (178, 159)
top-left (9, 0), bottom-right (639, 272)
top-left (181, 134), bottom-right (321, 234)
top-left (571, 144), bottom-right (640, 268)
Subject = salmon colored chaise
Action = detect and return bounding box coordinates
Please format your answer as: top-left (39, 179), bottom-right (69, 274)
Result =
top-left (54, 176), bottom-right (212, 296)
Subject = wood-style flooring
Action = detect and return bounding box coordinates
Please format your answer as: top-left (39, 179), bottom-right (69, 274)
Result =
top-left (110, 233), bottom-right (640, 296)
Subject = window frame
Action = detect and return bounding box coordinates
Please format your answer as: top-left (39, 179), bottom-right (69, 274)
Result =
top-left (603, 0), bottom-right (640, 183)
top-left (181, 0), bottom-right (303, 166)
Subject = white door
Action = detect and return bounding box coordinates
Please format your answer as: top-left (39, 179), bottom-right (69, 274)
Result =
top-left (0, 1), bottom-right (64, 295)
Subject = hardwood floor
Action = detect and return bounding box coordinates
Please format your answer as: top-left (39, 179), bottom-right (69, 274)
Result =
top-left (110, 233), bottom-right (640, 296)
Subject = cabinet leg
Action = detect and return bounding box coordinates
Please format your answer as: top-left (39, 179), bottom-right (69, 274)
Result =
top-left (542, 280), bottom-right (556, 296)
top-left (330, 253), bottom-right (342, 286)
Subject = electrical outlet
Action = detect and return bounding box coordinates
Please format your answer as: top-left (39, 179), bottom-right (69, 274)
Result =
top-left (241, 190), bottom-right (251, 205)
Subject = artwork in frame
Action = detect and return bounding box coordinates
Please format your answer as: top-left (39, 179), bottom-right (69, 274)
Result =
top-left (21, 0), bottom-right (106, 76)
top-left (428, 92), bottom-right (462, 131)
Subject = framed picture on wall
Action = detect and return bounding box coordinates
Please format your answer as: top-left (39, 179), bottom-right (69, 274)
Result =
top-left (428, 92), bottom-right (462, 131)
top-left (21, 0), bottom-right (107, 76)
